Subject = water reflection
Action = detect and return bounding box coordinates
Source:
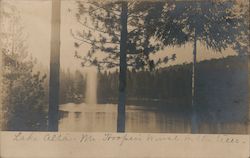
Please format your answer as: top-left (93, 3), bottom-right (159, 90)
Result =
top-left (59, 102), bottom-right (248, 134)
top-left (59, 103), bottom-right (191, 133)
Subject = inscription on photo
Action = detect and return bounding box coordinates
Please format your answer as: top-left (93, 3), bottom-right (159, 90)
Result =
top-left (12, 132), bottom-right (246, 146)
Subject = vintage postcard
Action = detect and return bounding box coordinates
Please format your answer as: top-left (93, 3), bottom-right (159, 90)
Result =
top-left (0, 0), bottom-right (249, 158)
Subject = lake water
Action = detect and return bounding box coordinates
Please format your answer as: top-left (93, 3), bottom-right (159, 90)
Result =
top-left (59, 103), bottom-right (248, 134)
top-left (59, 103), bottom-right (191, 133)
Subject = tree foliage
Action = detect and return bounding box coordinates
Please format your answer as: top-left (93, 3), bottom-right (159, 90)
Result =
top-left (154, 0), bottom-right (248, 133)
top-left (59, 69), bottom-right (86, 104)
top-left (72, 1), bottom-right (180, 71)
top-left (156, 1), bottom-right (247, 53)
top-left (1, 3), bottom-right (47, 130)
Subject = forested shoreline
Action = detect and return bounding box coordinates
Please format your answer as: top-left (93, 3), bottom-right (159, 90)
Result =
top-left (59, 55), bottom-right (245, 108)
top-left (1, 0), bottom-right (248, 132)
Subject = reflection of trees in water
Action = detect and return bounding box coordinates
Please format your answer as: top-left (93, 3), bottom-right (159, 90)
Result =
top-left (96, 56), bottom-right (248, 133)
top-left (1, 0), bottom-right (248, 132)
top-left (59, 104), bottom-right (191, 133)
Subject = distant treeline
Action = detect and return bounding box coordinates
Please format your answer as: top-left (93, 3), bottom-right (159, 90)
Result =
top-left (3, 52), bottom-right (246, 131)
top-left (58, 63), bottom-right (193, 106)
top-left (59, 55), bottom-right (247, 109)
top-left (97, 64), bottom-right (192, 105)
top-left (195, 55), bottom-right (248, 123)
top-left (59, 69), bottom-right (86, 104)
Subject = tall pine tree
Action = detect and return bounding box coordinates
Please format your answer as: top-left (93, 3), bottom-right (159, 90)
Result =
top-left (156, 1), bottom-right (247, 133)
top-left (72, 1), bottom-right (185, 132)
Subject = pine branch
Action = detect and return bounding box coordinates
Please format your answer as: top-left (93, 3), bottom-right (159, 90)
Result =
top-left (128, 11), bottom-right (147, 20)
top-left (76, 32), bottom-right (120, 45)
top-left (71, 30), bottom-right (93, 45)
top-left (76, 18), bottom-right (120, 36)
top-left (86, 1), bottom-right (121, 17)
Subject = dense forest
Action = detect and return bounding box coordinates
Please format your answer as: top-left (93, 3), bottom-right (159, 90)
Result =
top-left (97, 64), bottom-right (192, 106)
top-left (59, 55), bottom-right (246, 111)
top-left (57, 62), bottom-right (193, 106)
top-left (1, 0), bottom-right (248, 132)
top-left (59, 69), bottom-right (86, 104)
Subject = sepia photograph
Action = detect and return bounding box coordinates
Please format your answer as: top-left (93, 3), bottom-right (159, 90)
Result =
top-left (0, 0), bottom-right (249, 136)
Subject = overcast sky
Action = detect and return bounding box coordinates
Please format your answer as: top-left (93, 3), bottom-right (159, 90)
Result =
top-left (6, 0), bottom-right (237, 71)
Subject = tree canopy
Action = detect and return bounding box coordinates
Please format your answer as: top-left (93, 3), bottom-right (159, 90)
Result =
top-left (1, 2), bottom-right (47, 130)
top-left (72, 1), bottom-right (184, 71)
top-left (156, 1), bottom-right (247, 53)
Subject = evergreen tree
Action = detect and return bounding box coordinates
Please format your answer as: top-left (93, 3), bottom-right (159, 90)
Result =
top-left (72, 1), bottom-right (184, 132)
top-left (156, 1), bottom-right (247, 133)
top-left (74, 70), bottom-right (86, 103)
top-left (1, 3), bottom-right (47, 130)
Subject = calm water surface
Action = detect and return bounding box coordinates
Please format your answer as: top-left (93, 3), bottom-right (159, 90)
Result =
top-left (59, 103), bottom-right (247, 134)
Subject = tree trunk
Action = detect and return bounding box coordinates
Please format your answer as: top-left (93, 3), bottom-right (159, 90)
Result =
top-left (117, 1), bottom-right (128, 132)
top-left (248, 54), bottom-right (250, 134)
top-left (0, 0), bottom-right (3, 131)
top-left (48, 0), bottom-right (61, 131)
top-left (191, 29), bottom-right (198, 133)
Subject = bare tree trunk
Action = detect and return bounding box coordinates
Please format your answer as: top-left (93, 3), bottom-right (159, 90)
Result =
top-left (117, 1), bottom-right (128, 132)
top-left (191, 28), bottom-right (198, 133)
top-left (48, 0), bottom-right (61, 131)
top-left (0, 0), bottom-right (3, 131)
top-left (248, 54), bottom-right (250, 134)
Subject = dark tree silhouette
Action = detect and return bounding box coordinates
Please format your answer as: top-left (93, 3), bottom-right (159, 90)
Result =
top-left (72, 1), bottom-right (183, 132)
top-left (156, 1), bottom-right (247, 133)
top-left (48, 0), bottom-right (61, 131)
top-left (72, 1), bottom-right (169, 70)
top-left (116, 1), bottom-right (128, 132)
